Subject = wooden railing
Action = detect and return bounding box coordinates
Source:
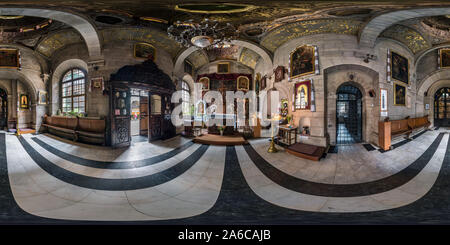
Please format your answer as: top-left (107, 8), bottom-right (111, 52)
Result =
top-left (378, 115), bottom-right (430, 151)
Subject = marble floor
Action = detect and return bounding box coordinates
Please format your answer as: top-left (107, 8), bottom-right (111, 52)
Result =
top-left (0, 127), bottom-right (449, 224)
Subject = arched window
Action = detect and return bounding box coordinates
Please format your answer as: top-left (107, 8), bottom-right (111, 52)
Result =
top-left (181, 81), bottom-right (190, 116)
top-left (61, 68), bottom-right (86, 113)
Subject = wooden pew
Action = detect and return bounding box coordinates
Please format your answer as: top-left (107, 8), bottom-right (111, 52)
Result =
top-left (42, 115), bottom-right (106, 145)
top-left (76, 117), bottom-right (106, 145)
top-left (378, 115), bottom-right (430, 151)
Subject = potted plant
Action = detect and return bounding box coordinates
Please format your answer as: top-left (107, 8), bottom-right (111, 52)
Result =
top-left (218, 125), bottom-right (225, 136)
top-left (286, 115), bottom-right (293, 127)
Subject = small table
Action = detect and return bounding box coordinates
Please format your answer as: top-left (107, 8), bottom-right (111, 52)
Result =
top-left (278, 125), bottom-right (298, 146)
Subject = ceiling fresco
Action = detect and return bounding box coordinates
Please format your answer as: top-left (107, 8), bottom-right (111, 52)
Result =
top-left (36, 29), bottom-right (84, 57)
top-left (100, 28), bottom-right (183, 58)
top-left (260, 19), bottom-right (363, 53)
top-left (186, 49), bottom-right (209, 70)
top-left (238, 47), bottom-right (260, 69)
top-left (2, 1), bottom-right (450, 65)
top-left (380, 24), bottom-right (431, 54)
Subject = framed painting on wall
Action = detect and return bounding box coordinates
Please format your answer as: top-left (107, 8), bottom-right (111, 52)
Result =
top-left (440, 48), bottom-right (450, 68)
top-left (0, 48), bottom-right (20, 68)
top-left (91, 77), bottom-right (104, 90)
top-left (290, 45), bottom-right (315, 78)
top-left (237, 76), bottom-right (250, 91)
top-left (294, 80), bottom-right (311, 110)
top-left (217, 62), bottom-right (230, 74)
top-left (260, 75), bottom-right (267, 90)
top-left (394, 82), bottom-right (406, 106)
top-left (38, 91), bottom-right (48, 105)
top-left (198, 77), bottom-right (210, 91)
top-left (134, 43), bottom-right (156, 61)
top-left (391, 51), bottom-right (409, 84)
top-left (19, 94), bottom-right (29, 109)
top-left (274, 66), bottom-right (286, 83)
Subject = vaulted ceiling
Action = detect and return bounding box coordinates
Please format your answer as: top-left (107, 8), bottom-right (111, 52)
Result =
top-left (2, 1), bottom-right (450, 60)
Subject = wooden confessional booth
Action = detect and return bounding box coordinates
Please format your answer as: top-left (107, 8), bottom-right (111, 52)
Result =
top-left (108, 60), bottom-right (176, 148)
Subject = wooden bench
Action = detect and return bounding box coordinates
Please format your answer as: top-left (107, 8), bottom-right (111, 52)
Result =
top-left (378, 115), bottom-right (430, 151)
top-left (42, 115), bottom-right (106, 145)
top-left (408, 115), bottom-right (431, 131)
top-left (391, 119), bottom-right (412, 138)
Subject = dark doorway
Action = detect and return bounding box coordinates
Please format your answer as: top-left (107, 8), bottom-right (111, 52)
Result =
top-left (336, 83), bottom-right (362, 144)
top-left (434, 87), bottom-right (450, 127)
top-left (0, 88), bottom-right (7, 130)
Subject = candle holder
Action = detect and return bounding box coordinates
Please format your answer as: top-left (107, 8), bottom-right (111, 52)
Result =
top-left (15, 120), bottom-right (21, 137)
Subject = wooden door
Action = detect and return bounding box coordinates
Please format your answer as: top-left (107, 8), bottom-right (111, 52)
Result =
top-left (139, 96), bottom-right (148, 136)
top-left (149, 94), bottom-right (162, 141)
top-left (110, 86), bottom-right (131, 148)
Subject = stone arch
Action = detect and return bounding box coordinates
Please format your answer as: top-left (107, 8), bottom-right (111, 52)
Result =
top-left (359, 7), bottom-right (450, 48)
top-left (0, 6), bottom-right (101, 58)
top-left (324, 64), bottom-right (379, 145)
top-left (415, 44), bottom-right (450, 66)
top-left (0, 69), bottom-right (43, 130)
top-left (417, 69), bottom-right (450, 96)
top-left (425, 80), bottom-right (450, 126)
top-left (173, 40), bottom-right (273, 78)
top-left (50, 59), bottom-right (88, 115)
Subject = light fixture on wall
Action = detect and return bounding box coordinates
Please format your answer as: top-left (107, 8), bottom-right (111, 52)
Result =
top-left (354, 51), bottom-right (377, 63)
top-left (167, 19), bottom-right (238, 48)
top-left (363, 54), bottom-right (376, 63)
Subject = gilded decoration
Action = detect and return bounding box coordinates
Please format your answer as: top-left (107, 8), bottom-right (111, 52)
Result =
top-left (380, 25), bottom-right (430, 54)
top-left (238, 47), bottom-right (260, 69)
top-left (260, 19), bottom-right (363, 52)
top-left (101, 28), bottom-right (183, 58)
top-left (36, 30), bottom-right (84, 57)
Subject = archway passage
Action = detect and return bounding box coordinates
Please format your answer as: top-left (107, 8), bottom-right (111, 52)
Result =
top-left (0, 88), bottom-right (7, 130)
top-left (434, 87), bottom-right (450, 127)
top-left (336, 83), bottom-right (362, 145)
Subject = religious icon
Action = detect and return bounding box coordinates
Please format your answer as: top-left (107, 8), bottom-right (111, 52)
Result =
top-left (0, 48), bottom-right (20, 68)
top-left (281, 99), bottom-right (288, 118)
top-left (38, 91), bottom-right (47, 105)
top-left (440, 48), bottom-right (450, 68)
top-left (134, 43), bottom-right (156, 61)
top-left (91, 77), bottom-right (104, 89)
top-left (198, 77), bottom-right (210, 91)
top-left (391, 51), bottom-right (409, 84)
top-left (217, 62), bottom-right (230, 74)
top-left (237, 76), bottom-right (250, 91)
top-left (294, 80), bottom-right (311, 110)
top-left (19, 94), bottom-right (29, 109)
top-left (394, 83), bottom-right (406, 106)
top-left (260, 75), bottom-right (267, 90)
top-left (274, 66), bottom-right (286, 83)
top-left (290, 45), bottom-right (315, 78)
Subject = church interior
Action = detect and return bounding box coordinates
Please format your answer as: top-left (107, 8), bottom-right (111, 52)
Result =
top-left (0, 0), bottom-right (450, 226)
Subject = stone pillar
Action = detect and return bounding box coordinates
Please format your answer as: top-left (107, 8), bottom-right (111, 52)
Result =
top-left (11, 79), bottom-right (17, 119)
top-left (33, 104), bottom-right (46, 132)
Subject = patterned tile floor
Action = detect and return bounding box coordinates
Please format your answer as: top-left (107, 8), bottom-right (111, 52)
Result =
top-left (0, 128), bottom-right (449, 224)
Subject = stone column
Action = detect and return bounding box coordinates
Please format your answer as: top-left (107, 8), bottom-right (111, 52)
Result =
top-left (11, 79), bottom-right (17, 119)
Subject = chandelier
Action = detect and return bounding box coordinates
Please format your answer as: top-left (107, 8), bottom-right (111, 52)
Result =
top-left (167, 19), bottom-right (238, 48)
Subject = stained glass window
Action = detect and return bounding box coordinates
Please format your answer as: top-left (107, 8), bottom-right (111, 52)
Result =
top-left (61, 68), bottom-right (86, 113)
